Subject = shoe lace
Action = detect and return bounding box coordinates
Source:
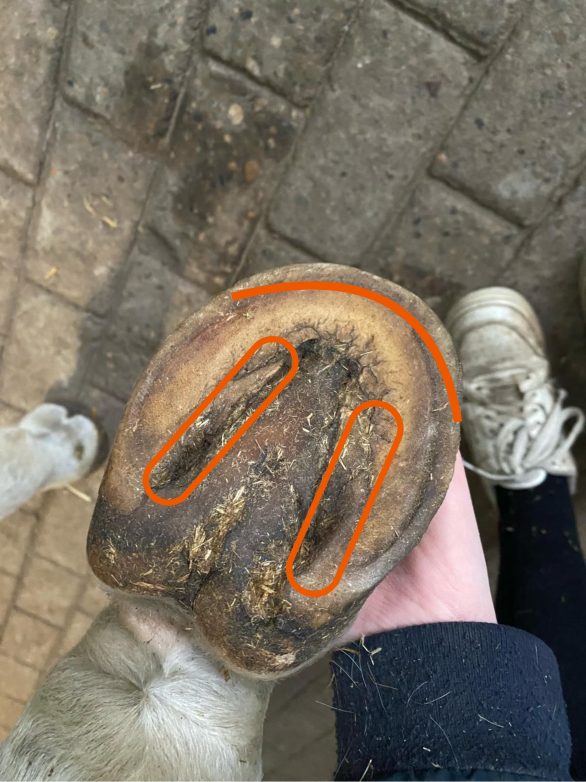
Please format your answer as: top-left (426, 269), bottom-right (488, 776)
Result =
top-left (463, 366), bottom-right (585, 482)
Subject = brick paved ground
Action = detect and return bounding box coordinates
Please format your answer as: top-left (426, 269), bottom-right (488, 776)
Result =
top-left (1, 0), bottom-right (586, 777)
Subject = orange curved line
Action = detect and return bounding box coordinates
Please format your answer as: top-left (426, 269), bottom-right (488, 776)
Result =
top-left (231, 281), bottom-right (461, 423)
top-left (142, 336), bottom-right (299, 506)
top-left (286, 401), bottom-right (404, 597)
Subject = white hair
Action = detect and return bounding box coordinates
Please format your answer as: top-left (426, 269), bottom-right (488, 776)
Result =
top-left (0, 600), bottom-right (273, 781)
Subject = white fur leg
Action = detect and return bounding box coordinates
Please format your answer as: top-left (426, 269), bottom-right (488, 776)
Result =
top-left (0, 600), bottom-right (273, 781)
top-left (0, 404), bottom-right (99, 521)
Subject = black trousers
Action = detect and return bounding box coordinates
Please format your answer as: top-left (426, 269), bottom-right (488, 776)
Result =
top-left (496, 476), bottom-right (586, 780)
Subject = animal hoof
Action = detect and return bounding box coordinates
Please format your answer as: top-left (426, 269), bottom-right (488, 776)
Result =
top-left (88, 264), bottom-right (460, 676)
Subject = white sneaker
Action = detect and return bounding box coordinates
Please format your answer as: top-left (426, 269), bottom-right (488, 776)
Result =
top-left (446, 287), bottom-right (584, 492)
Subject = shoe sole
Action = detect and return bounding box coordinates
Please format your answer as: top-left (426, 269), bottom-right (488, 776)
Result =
top-left (445, 286), bottom-right (546, 350)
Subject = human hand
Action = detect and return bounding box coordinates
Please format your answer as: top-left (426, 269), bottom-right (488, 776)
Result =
top-left (346, 453), bottom-right (496, 641)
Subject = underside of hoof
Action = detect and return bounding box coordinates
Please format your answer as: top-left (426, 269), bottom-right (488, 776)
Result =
top-left (88, 264), bottom-right (461, 676)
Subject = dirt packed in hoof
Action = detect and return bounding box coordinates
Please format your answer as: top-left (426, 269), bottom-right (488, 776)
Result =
top-left (149, 331), bottom-right (393, 622)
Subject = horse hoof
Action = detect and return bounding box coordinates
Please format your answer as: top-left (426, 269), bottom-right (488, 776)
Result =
top-left (88, 264), bottom-right (460, 676)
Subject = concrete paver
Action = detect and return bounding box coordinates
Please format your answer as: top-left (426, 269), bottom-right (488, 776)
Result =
top-left (65, 0), bottom-right (204, 149)
top-left (147, 57), bottom-right (304, 291)
top-left (373, 178), bottom-right (522, 288)
top-left (434, 0), bottom-right (586, 225)
top-left (89, 231), bottom-right (210, 398)
top-left (270, 0), bottom-right (476, 264)
top-left (402, 0), bottom-right (526, 52)
top-left (205, 0), bottom-right (360, 106)
top-left (0, 284), bottom-right (86, 409)
top-left (0, 0), bottom-right (68, 183)
top-left (27, 103), bottom-right (155, 315)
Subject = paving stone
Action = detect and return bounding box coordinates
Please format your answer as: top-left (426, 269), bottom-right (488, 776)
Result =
top-left (0, 512), bottom-right (36, 578)
top-left (0, 174), bottom-right (33, 259)
top-left (263, 666), bottom-right (334, 768)
top-left (81, 386), bottom-right (126, 449)
top-left (0, 0), bottom-right (68, 183)
top-left (65, 0), bottom-right (203, 148)
top-left (0, 174), bottom-right (34, 335)
top-left (265, 730), bottom-right (335, 781)
top-left (401, 0), bottom-right (525, 52)
top-left (0, 174), bottom-right (33, 254)
top-left (146, 58), bottom-right (303, 292)
top-left (0, 263), bottom-right (19, 338)
top-left (265, 656), bottom-right (330, 720)
top-left (26, 103), bottom-right (154, 315)
top-left (204, 0), bottom-right (359, 106)
top-left (0, 572), bottom-right (17, 626)
top-left (75, 467), bottom-right (105, 504)
top-left (0, 692), bottom-right (24, 730)
top-left (263, 658), bottom-right (335, 779)
top-left (0, 285), bottom-right (85, 410)
top-left (79, 576), bottom-right (109, 617)
top-left (35, 488), bottom-right (93, 576)
top-left (237, 225), bottom-right (316, 280)
top-left (374, 179), bottom-right (522, 289)
top-left (380, 260), bottom-right (469, 321)
top-left (0, 401), bottom-right (23, 427)
top-left (434, 0), bottom-right (586, 226)
top-left (21, 494), bottom-right (46, 518)
top-left (0, 610), bottom-right (59, 670)
top-left (269, 0), bottom-right (475, 265)
top-left (57, 610), bottom-right (94, 657)
top-left (0, 654), bottom-right (38, 702)
top-left (17, 557), bottom-right (81, 627)
top-left (506, 170), bottom-right (586, 408)
top-left (88, 231), bottom-right (210, 399)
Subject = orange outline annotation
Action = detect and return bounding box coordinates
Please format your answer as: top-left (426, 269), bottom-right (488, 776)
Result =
top-left (142, 282), bottom-right (460, 597)
top-left (143, 337), bottom-right (298, 508)
top-left (286, 400), bottom-right (403, 597)
top-left (231, 281), bottom-right (461, 424)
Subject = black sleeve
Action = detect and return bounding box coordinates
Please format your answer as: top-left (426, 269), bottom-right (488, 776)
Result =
top-left (330, 622), bottom-right (571, 781)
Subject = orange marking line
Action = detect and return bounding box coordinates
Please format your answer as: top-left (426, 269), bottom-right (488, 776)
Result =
top-left (143, 336), bottom-right (299, 507)
top-left (231, 281), bottom-right (461, 423)
top-left (286, 401), bottom-right (404, 597)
